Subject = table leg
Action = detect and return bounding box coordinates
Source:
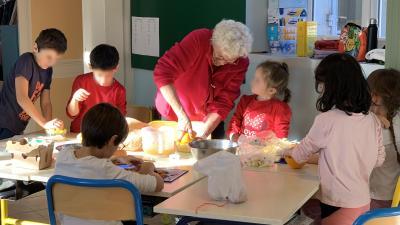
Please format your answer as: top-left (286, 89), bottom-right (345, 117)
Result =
top-left (1, 199), bottom-right (8, 225)
top-left (1, 199), bottom-right (49, 225)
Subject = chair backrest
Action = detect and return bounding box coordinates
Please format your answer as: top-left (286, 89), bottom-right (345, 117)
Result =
top-left (126, 105), bottom-right (152, 123)
top-left (392, 176), bottom-right (400, 208)
top-left (46, 175), bottom-right (144, 225)
top-left (353, 207), bottom-right (400, 225)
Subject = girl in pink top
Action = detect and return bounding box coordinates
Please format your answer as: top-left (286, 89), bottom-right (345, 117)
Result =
top-left (285, 53), bottom-right (385, 225)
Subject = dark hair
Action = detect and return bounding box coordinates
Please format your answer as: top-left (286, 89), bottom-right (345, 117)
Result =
top-left (368, 69), bottom-right (400, 163)
top-left (90, 44), bottom-right (119, 70)
top-left (257, 61), bottom-right (291, 103)
top-left (81, 103), bottom-right (128, 149)
top-left (315, 53), bottom-right (371, 115)
top-left (35, 28), bottom-right (67, 54)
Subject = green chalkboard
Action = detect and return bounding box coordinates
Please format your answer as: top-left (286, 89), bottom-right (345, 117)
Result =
top-left (131, 0), bottom-right (246, 70)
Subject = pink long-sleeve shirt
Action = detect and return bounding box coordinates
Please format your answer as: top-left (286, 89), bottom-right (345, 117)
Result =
top-left (292, 109), bottom-right (385, 208)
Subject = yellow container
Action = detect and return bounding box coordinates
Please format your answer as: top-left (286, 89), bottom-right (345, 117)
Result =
top-left (297, 21), bottom-right (317, 57)
top-left (148, 120), bottom-right (177, 129)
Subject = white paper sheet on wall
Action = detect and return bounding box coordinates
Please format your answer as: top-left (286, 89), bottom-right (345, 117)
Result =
top-left (131, 16), bottom-right (160, 57)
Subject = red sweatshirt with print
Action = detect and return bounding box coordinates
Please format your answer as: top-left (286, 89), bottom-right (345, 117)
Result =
top-left (227, 95), bottom-right (292, 138)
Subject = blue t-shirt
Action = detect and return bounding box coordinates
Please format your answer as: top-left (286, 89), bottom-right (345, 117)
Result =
top-left (0, 52), bottom-right (53, 134)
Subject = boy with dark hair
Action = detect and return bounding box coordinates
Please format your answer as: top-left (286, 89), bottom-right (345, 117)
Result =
top-left (66, 44), bottom-right (126, 133)
top-left (0, 28), bottom-right (67, 140)
top-left (56, 103), bottom-right (163, 225)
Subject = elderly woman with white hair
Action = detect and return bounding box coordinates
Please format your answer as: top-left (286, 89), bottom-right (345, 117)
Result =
top-left (154, 19), bottom-right (253, 139)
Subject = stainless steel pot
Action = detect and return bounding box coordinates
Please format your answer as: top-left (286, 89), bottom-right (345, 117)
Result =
top-left (189, 139), bottom-right (238, 160)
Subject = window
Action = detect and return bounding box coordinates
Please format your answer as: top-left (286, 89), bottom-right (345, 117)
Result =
top-left (312, 0), bottom-right (386, 38)
top-left (378, 0), bottom-right (386, 38)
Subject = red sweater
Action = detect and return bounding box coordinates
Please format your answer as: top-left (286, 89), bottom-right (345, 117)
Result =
top-left (66, 73), bottom-right (127, 133)
top-left (227, 95), bottom-right (292, 138)
top-left (153, 29), bottom-right (249, 121)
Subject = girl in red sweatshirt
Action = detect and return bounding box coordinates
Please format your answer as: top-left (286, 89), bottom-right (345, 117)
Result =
top-left (228, 61), bottom-right (292, 141)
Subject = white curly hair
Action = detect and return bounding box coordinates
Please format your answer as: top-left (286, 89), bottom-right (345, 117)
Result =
top-left (211, 19), bottom-right (253, 59)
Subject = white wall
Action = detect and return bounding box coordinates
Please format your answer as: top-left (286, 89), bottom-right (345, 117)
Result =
top-left (246, 0), bottom-right (268, 52)
top-left (82, 0), bottom-right (132, 98)
top-left (82, 0), bottom-right (106, 72)
top-left (131, 54), bottom-right (384, 140)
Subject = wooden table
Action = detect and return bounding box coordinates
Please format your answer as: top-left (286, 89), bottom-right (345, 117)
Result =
top-left (154, 169), bottom-right (320, 225)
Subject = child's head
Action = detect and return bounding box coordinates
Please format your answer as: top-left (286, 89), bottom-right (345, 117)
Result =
top-left (81, 103), bottom-right (128, 158)
top-left (315, 53), bottom-right (371, 115)
top-left (367, 69), bottom-right (400, 163)
top-left (252, 61), bottom-right (291, 102)
top-left (89, 44), bottom-right (119, 86)
top-left (367, 69), bottom-right (400, 118)
top-left (33, 28), bottom-right (67, 69)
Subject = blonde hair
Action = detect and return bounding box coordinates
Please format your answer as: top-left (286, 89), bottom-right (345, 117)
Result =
top-left (211, 19), bottom-right (253, 59)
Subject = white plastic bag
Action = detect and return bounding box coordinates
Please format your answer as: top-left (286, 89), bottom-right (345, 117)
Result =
top-left (194, 151), bottom-right (247, 203)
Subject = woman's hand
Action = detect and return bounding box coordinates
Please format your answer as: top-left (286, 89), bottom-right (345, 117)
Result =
top-left (177, 114), bottom-right (193, 141)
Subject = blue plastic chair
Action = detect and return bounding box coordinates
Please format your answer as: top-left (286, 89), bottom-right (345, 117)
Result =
top-left (353, 207), bottom-right (400, 225)
top-left (46, 175), bottom-right (144, 225)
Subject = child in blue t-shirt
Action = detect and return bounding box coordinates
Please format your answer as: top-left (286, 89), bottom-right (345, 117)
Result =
top-left (0, 28), bottom-right (67, 139)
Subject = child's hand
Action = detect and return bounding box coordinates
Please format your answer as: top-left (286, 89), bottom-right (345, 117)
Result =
top-left (72, 88), bottom-right (90, 102)
top-left (307, 153), bottom-right (320, 164)
top-left (138, 162), bottom-right (156, 175)
top-left (283, 148), bottom-right (293, 157)
top-left (230, 133), bottom-right (239, 142)
top-left (377, 115), bottom-right (390, 129)
top-left (43, 119), bottom-right (64, 130)
top-left (111, 155), bottom-right (143, 166)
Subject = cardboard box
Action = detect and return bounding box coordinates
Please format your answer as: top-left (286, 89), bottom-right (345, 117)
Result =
top-left (297, 21), bottom-right (317, 57)
top-left (6, 139), bottom-right (54, 170)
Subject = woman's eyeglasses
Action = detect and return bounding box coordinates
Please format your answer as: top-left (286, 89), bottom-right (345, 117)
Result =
top-left (212, 51), bottom-right (239, 65)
